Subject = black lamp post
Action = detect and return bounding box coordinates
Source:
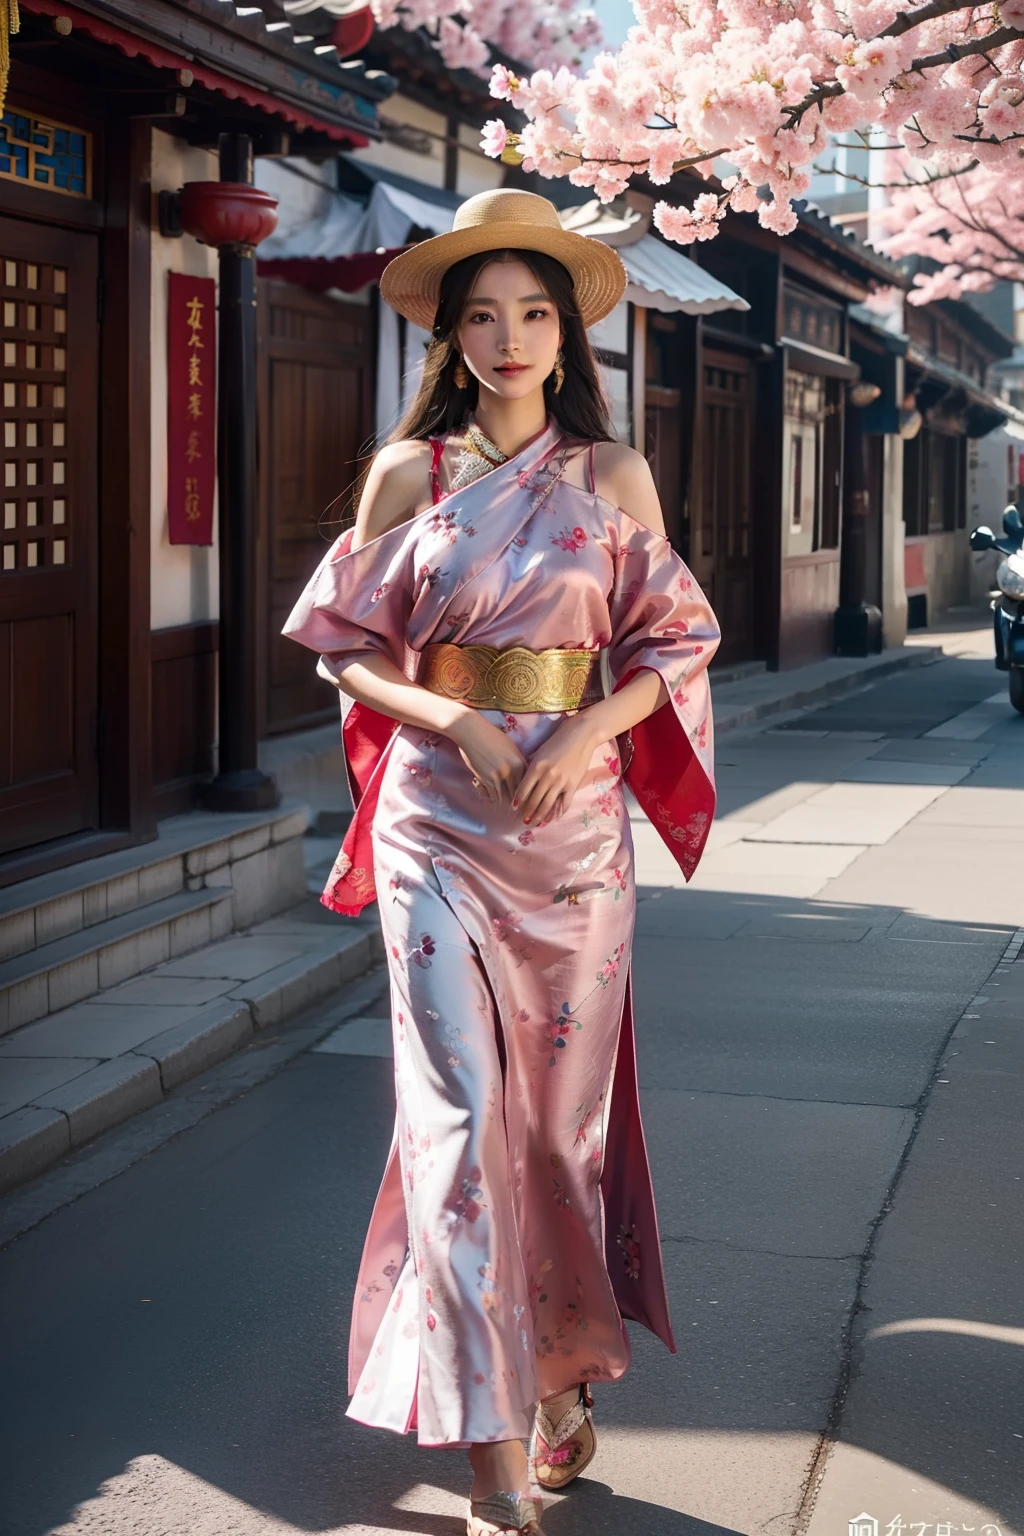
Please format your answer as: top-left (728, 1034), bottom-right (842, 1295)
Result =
top-left (180, 134), bottom-right (280, 812)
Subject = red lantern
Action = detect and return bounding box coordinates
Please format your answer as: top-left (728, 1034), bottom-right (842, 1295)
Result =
top-left (178, 182), bottom-right (279, 250)
top-left (333, 7), bottom-right (375, 56)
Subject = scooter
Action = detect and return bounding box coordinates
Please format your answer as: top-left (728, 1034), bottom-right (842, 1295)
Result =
top-left (969, 505), bottom-right (1024, 715)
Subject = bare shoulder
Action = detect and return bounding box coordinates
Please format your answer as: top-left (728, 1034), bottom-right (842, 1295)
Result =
top-left (352, 439), bottom-right (434, 548)
top-left (365, 439), bottom-right (434, 506)
top-left (592, 442), bottom-right (666, 535)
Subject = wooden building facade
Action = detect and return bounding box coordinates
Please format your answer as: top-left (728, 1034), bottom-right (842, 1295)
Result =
top-left (658, 202), bottom-right (904, 669)
top-left (9, 0), bottom-right (990, 881)
top-left (900, 295), bottom-right (1013, 626)
top-left (0, 0), bottom-right (391, 881)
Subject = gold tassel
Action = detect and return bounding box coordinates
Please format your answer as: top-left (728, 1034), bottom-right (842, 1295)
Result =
top-left (0, 0), bottom-right (20, 121)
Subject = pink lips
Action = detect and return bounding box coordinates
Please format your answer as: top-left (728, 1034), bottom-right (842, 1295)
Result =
top-left (495, 363), bottom-right (528, 375)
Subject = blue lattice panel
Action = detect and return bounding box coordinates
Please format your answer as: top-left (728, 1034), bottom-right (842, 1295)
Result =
top-left (0, 111), bottom-right (90, 199)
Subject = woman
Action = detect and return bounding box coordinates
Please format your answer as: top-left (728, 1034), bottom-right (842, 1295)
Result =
top-left (282, 188), bottom-right (720, 1536)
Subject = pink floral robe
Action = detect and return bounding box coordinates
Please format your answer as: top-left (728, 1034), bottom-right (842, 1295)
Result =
top-left (282, 420), bottom-right (719, 1447)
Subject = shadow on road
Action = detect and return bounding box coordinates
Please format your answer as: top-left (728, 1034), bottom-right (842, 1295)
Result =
top-left (1, 646), bottom-right (1021, 1535)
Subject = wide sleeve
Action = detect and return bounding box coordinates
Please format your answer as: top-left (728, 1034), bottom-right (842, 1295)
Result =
top-left (281, 521), bottom-right (419, 810)
top-left (281, 523), bottom-right (419, 917)
top-left (606, 512), bottom-right (720, 880)
top-left (281, 523), bottom-right (416, 683)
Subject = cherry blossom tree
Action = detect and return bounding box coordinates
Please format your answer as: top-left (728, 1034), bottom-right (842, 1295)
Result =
top-left (880, 161), bottom-right (1024, 302)
top-left (480, 0), bottom-right (1024, 246)
top-left (286, 0), bottom-right (601, 76)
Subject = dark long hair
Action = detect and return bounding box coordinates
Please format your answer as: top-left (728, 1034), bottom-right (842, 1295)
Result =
top-left (390, 247), bottom-right (613, 446)
top-left (331, 249), bottom-right (613, 529)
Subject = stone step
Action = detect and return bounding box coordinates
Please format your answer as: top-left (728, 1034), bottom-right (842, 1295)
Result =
top-left (0, 888), bottom-right (233, 1036)
top-left (710, 658), bottom-right (768, 686)
top-left (0, 899), bottom-right (386, 1195)
top-left (0, 803), bottom-right (310, 966)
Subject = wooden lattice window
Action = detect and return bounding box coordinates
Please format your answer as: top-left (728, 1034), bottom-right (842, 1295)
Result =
top-left (0, 110), bottom-right (91, 198)
top-left (0, 257), bottom-right (68, 574)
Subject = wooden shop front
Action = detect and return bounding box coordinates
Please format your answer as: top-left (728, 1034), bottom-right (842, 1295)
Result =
top-left (0, 0), bottom-right (391, 883)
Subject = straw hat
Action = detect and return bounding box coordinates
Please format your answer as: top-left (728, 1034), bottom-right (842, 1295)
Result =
top-left (380, 188), bottom-right (627, 332)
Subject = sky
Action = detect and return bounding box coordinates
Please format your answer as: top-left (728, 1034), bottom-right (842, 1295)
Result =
top-left (592, 0), bottom-right (633, 50)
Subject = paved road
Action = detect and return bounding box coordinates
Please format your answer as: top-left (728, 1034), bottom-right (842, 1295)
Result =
top-left (2, 633), bottom-right (1023, 1536)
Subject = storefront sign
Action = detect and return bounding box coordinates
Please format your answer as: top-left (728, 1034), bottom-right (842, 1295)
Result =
top-left (167, 272), bottom-right (216, 545)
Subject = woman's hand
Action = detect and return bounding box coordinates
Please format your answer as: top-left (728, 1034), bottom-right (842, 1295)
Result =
top-left (447, 712), bottom-right (529, 809)
top-left (512, 713), bottom-right (601, 826)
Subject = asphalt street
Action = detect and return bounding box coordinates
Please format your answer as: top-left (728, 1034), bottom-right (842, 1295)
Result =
top-left (1, 631), bottom-right (1022, 1536)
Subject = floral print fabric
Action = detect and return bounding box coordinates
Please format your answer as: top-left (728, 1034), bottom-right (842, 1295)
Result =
top-left (282, 421), bottom-right (719, 1445)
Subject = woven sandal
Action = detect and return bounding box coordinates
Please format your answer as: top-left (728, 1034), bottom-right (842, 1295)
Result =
top-left (529, 1383), bottom-right (596, 1491)
top-left (467, 1489), bottom-right (545, 1535)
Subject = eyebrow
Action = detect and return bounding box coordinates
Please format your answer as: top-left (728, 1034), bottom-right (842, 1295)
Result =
top-left (468, 292), bottom-right (550, 305)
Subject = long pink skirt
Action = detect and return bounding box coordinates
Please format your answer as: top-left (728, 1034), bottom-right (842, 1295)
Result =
top-left (347, 709), bottom-right (640, 1446)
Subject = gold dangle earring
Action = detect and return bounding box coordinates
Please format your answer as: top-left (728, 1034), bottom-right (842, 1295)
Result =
top-left (552, 351), bottom-right (565, 394)
top-left (453, 354), bottom-right (469, 390)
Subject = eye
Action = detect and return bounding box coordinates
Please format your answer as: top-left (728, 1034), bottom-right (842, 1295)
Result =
top-left (525, 307), bottom-right (551, 320)
top-left (467, 310), bottom-right (494, 324)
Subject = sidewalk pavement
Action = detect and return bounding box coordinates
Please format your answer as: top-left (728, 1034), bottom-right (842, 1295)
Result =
top-left (0, 901), bottom-right (384, 1194)
top-left (712, 643), bottom-right (941, 737)
top-left (0, 633), bottom-right (946, 1200)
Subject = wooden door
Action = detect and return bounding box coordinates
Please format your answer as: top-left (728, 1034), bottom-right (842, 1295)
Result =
top-left (643, 311), bottom-right (692, 552)
top-left (645, 384), bottom-right (683, 550)
top-left (0, 220), bottom-right (98, 854)
top-left (695, 350), bottom-right (754, 664)
top-left (258, 283), bottom-right (374, 735)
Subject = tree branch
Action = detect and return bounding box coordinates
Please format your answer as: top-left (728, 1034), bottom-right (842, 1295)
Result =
top-left (670, 145), bottom-right (729, 172)
top-left (782, 25), bottom-right (1024, 130)
top-left (878, 0), bottom-right (985, 41)
top-left (782, 79), bottom-right (844, 125)
top-left (893, 171), bottom-right (1024, 271)
top-left (910, 25), bottom-right (1024, 73)
top-left (954, 129), bottom-right (1024, 145)
top-left (825, 131), bottom-right (900, 150)
top-left (814, 156), bottom-right (978, 189)
top-left (557, 144), bottom-right (727, 171)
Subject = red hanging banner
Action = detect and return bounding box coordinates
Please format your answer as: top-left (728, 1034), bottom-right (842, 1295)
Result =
top-left (167, 271), bottom-right (216, 545)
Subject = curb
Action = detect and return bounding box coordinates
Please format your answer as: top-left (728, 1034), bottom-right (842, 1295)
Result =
top-left (0, 922), bottom-right (386, 1196)
top-left (714, 644), bottom-right (942, 737)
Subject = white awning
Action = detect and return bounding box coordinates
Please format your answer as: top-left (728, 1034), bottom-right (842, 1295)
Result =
top-left (256, 164), bottom-right (455, 261)
top-left (360, 178), bottom-right (455, 245)
top-left (558, 201), bottom-right (749, 317)
top-left (620, 235), bottom-right (749, 316)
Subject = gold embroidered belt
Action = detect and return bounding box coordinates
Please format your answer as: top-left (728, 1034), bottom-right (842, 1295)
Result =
top-left (418, 641), bottom-right (605, 713)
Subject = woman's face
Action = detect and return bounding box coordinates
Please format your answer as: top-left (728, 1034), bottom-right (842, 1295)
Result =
top-left (456, 258), bottom-right (562, 402)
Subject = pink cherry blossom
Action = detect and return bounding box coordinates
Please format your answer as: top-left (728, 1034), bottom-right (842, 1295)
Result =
top-left (480, 0), bottom-right (1024, 252)
top-left (480, 118), bottom-right (508, 157)
top-left (881, 161), bottom-right (1024, 303)
top-left (367, 0), bottom-right (602, 77)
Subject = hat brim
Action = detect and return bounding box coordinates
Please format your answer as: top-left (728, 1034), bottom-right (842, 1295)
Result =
top-left (380, 222), bottom-right (627, 332)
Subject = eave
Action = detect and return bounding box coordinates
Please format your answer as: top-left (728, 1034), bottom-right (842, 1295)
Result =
top-left (21, 0), bottom-right (395, 144)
